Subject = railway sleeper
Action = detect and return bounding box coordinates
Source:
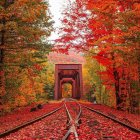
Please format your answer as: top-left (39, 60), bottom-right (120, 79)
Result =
top-left (102, 135), bottom-right (120, 140)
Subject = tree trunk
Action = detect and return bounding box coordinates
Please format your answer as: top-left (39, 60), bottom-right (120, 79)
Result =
top-left (111, 52), bottom-right (121, 109)
top-left (0, 0), bottom-right (7, 106)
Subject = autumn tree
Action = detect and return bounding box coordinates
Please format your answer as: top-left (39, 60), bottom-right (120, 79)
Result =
top-left (83, 0), bottom-right (140, 112)
top-left (54, 0), bottom-right (93, 54)
top-left (0, 0), bottom-right (53, 112)
top-left (55, 0), bottom-right (140, 113)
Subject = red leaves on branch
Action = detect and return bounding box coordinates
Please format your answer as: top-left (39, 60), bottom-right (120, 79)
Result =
top-left (54, 0), bottom-right (140, 110)
top-left (93, 51), bottom-right (112, 66)
top-left (34, 64), bottom-right (42, 71)
top-left (0, 71), bottom-right (4, 76)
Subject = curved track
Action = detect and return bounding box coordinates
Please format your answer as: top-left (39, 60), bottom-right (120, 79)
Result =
top-left (62, 98), bottom-right (82, 140)
top-left (0, 99), bottom-right (139, 139)
top-left (0, 99), bottom-right (82, 139)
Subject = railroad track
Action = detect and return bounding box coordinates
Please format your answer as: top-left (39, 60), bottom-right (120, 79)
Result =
top-left (62, 98), bottom-right (82, 140)
top-left (0, 99), bottom-right (139, 139)
top-left (0, 99), bottom-right (82, 140)
top-left (62, 99), bottom-right (139, 139)
top-left (0, 104), bottom-right (64, 138)
top-left (82, 104), bottom-right (140, 133)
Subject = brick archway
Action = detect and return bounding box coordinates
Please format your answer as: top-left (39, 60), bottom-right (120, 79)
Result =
top-left (54, 64), bottom-right (83, 100)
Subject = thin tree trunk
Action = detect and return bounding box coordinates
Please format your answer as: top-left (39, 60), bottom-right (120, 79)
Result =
top-left (0, 0), bottom-right (8, 105)
top-left (111, 52), bottom-right (121, 109)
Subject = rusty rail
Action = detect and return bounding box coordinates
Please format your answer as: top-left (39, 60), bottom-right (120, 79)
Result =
top-left (62, 99), bottom-right (82, 140)
top-left (82, 104), bottom-right (140, 133)
top-left (0, 105), bottom-right (63, 138)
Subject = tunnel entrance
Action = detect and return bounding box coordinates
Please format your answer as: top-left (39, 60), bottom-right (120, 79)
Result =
top-left (54, 64), bottom-right (83, 100)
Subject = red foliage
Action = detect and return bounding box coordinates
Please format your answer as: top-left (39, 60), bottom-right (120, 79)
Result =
top-left (0, 103), bottom-right (62, 134)
top-left (83, 103), bottom-right (140, 130)
top-left (54, 0), bottom-right (140, 110)
top-left (0, 71), bottom-right (4, 76)
top-left (34, 64), bottom-right (42, 71)
top-left (0, 102), bottom-right (140, 139)
top-left (80, 107), bottom-right (140, 140)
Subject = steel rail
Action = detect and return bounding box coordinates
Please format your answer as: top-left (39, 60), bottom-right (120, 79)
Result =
top-left (62, 99), bottom-right (82, 140)
top-left (70, 98), bottom-right (82, 126)
top-left (0, 105), bottom-right (64, 138)
top-left (82, 104), bottom-right (140, 133)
